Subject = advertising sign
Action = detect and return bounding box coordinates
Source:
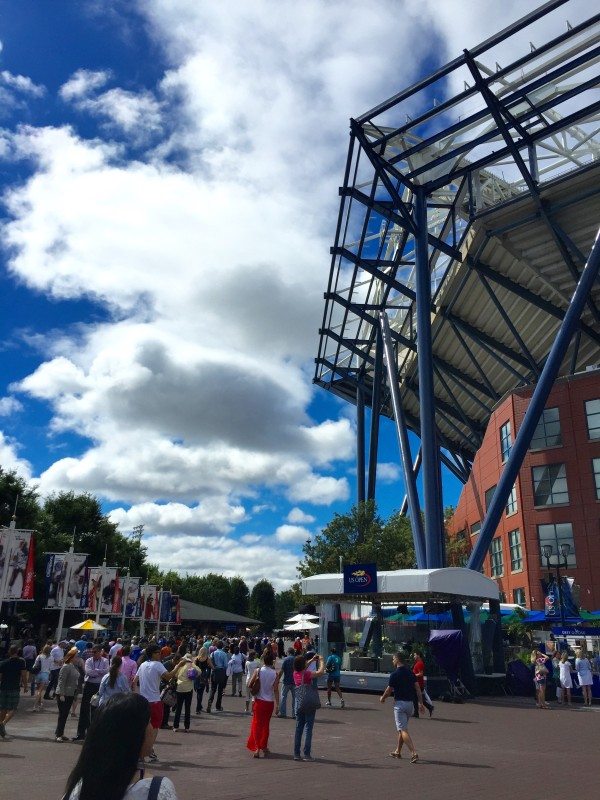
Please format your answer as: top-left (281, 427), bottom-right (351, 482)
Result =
top-left (543, 576), bottom-right (579, 619)
top-left (343, 563), bottom-right (377, 594)
top-left (169, 594), bottom-right (181, 625)
top-left (159, 590), bottom-right (172, 623)
top-left (122, 577), bottom-right (142, 619)
top-left (0, 528), bottom-right (35, 601)
top-left (143, 585), bottom-right (159, 621)
top-left (87, 566), bottom-right (119, 614)
top-left (44, 553), bottom-right (89, 609)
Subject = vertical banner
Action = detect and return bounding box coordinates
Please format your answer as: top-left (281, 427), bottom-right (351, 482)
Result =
top-left (111, 572), bottom-right (122, 615)
top-left (169, 595), bottom-right (181, 625)
top-left (124, 578), bottom-right (142, 619)
top-left (143, 585), bottom-right (159, 620)
top-left (542, 576), bottom-right (579, 620)
top-left (87, 566), bottom-right (119, 614)
top-left (1, 529), bottom-right (35, 601)
top-left (160, 590), bottom-right (172, 623)
top-left (45, 554), bottom-right (89, 609)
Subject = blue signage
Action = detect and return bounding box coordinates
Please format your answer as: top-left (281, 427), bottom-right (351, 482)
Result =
top-left (551, 627), bottom-right (600, 637)
top-left (343, 563), bottom-right (377, 594)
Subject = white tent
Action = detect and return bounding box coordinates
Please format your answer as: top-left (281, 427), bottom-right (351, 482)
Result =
top-left (285, 613), bottom-right (319, 623)
top-left (284, 620), bottom-right (319, 631)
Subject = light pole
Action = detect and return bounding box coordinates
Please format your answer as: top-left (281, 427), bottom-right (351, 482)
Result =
top-left (542, 543), bottom-right (571, 628)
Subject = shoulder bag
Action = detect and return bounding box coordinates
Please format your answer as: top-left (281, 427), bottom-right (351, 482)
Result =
top-left (295, 673), bottom-right (321, 714)
top-left (160, 685), bottom-right (177, 707)
top-left (249, 667), bottom-right (261, 696)
top-left (30, 655), bottom-right (41, 675)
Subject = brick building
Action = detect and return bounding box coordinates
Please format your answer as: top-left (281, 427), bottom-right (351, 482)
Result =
top-left (447, 368), bottom-right (600, 611)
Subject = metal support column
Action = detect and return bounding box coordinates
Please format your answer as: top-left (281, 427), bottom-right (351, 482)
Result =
top-left (367, 329), bottom-right (383, 501)
top-left (451, 602), bottom-right (476, 693)
top-left (414, 189), bottom-right (444, 568)
top-left (488, 598), bottom-right (505, 674)
top-left (468, 226), bottom-right (600, 571)
top-left (380, 311), bottom-right (426, 568)
top-left (356, 383), bottom-right (366, 504)
top-left (400, 448), bottom-right (422, 515)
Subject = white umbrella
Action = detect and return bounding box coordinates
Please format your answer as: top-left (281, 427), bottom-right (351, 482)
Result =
top-left (283, 620), bottom-right (319, 631)
top-left (69, 619), bottom-right (107, 631)
top-left (285, 613), bottom-right (319, 623)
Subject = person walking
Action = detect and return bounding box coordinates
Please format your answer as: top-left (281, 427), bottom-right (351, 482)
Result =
top-left (206, 640), bottom-right (228, 713)
top-left (120, 645), bottom-right (138, 689)
top-left (194, 647), bottom-right (210, 714)
top-left (411, 649), bottom-right (434, 717)
top-left (531, 649), bottom-right (550, 709)
top-left (63, 693), bottom-right (178, 799)
top-left (172, 654), bottom-right (199, 732)
top-left (278, 648), bottom-right (296, 718)
top-left (228, 646), bottom-right (244, 697)
top-left (380, 651), bottom-right (425, 763)
top-left (324, 646), bottom-right (345, 708)
top-left (98, 656), bottom-right (131, 706)
top-left (293, 653), bottom-right (325, 762)
top-left (55, 646), bottom-right (80, 742)
top-left (136, 644), bottom-right (179, 763)
top-left (22, 639), bottom-right (37, 696)
top-left (73, 643), bottom-right (109, 740)
top-left (246, 649), bottom-right (279, 758)
top-left (0, 645), bottom-right (27, 739)
top-left (558, 652), bottom-right (573, 706)
top-left (575, 649), bottom-right (594, 707)
top-left (244, 650), bottom-right (258, 714)
top-left (44, 640), bottom-right (65, 700)
top-left (31, 644), bottom-right (53, 711)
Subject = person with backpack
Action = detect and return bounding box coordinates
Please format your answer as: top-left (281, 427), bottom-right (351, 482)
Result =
top-left (324, 646), bottom-right (345, 708)
top-left (63, 693), bottom-right (178, 799)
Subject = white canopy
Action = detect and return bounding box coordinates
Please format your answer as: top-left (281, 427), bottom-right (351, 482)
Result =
top-left (285, 613), bottom-right (319, 623)
top-left (283, 620), bottom-right (320, 631)
top-left (301, 568), bottom-right (499, 602)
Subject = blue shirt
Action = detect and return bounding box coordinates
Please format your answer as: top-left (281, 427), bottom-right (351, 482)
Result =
top-left (326, 654), bottom-right (341, 679)
top-left (211, 648), bottom-right (228, 669)
top-left (388, 666), bottom-right (417, 702)
top-left (75, 640), bottom-right (87, 654)
top-left (130, 646), bottom-right (142, 662)
top-left (281, 655), bottom-right (295, 685)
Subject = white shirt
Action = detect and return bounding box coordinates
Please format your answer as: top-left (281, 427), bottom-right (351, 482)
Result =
top-left (50, 645), bottom-right (64, 669)
top-left (137, 659), bottom-right (167, 702)
top-left (109, 643), bottom-right (123, 660)
top-left (256, 665), bottom-right (277, 702)
top-left (229, 652), bottom-right (244, 674)
top-left (245, 659), bottom-right (258, 683)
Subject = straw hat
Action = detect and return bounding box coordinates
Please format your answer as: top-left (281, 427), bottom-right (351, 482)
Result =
top-left (65, 647), bottom-right (79, 662)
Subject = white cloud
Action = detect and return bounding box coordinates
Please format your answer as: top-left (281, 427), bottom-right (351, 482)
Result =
top-left (377, 462), bottom-right (401, 484)
top-left (274, 524), bottom-right (311, 545)
top-left (0, 431), bottom-right (32, 480)
top-left (0, 396), bottom-right (23, 416)
top-left (286, 507), bottom-right (315, 525)
top-left (108, 498), bottom-right (247, 537)
top-left (0, 70), bottom-right (45, 98)
top-left (59, 69), bottom-right (111, 101)
top-left (240, 533), bottom-right (262, 544)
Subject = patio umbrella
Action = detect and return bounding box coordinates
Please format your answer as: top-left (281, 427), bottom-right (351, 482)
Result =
top-left (285, 613), bottom-right (319, 623)
top-left (69, 619), bottom-right (107, 631)
top-left (283, 620), bottom-right (319, 631)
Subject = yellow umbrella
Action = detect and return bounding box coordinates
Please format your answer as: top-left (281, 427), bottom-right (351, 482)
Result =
top-left (69, 619), bottom-right (107, 631)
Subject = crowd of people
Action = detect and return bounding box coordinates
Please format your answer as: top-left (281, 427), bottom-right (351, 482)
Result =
top-left (531, 647), bottom-right (598, 708)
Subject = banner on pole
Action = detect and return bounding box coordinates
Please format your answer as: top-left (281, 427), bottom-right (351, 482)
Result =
top-left (0, 528), bottom-right (35, 602)
top-left (87, 566), bottom-right (119, 614)
top-left (143, 585), bottom-right (159, 620)
top-left (111, 572), bottom-right (122, 615)
top-left (160, 590), bottom-right (172, 623)
top-left (170, 594), bottom-right (181, 625)
top-left (123, 577), bottom-right (142, 619)
top-left (44, 553), bottom-right (89, 609)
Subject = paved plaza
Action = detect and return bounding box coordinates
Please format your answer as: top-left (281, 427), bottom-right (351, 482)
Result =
top-left (1, 690), bottom-right (598, 799)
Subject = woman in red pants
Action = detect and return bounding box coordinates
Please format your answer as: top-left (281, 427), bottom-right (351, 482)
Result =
top-left (246, 649), bottom-right (280, 758)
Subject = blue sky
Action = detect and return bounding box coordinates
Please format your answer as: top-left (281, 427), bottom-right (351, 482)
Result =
top-left (0, 0), bottom-right (578, 589)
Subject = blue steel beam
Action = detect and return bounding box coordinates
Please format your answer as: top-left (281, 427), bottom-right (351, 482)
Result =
top-left (400, 448), bottom-right (422, 515)
top-left (356, 383), bottom-right (366, 504)
top-left (468, 226), bottom-right (600, 571)
top-left (414, 190), bottom-right (444, 568)
top-left (367, 328), bottom-right (383, 501)
top-left (380, 311), bottom-right (427, 568)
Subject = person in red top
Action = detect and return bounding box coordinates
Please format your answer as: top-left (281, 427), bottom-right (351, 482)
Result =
top-left (293, 638), bottom-right (303, 654)
top-left (411, 650), bottom-right (434, 718)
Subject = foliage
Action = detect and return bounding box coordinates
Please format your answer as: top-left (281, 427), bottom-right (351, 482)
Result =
top-left (298, 501), bottom-right (415, 577)
top-left (250, 579), bottom-right (276, 630)
top-left (229, 576), bottom-right (250, 616)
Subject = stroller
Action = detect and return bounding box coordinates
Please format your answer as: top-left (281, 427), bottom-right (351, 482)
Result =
top-left (429, 629), bottom-right (472, 703)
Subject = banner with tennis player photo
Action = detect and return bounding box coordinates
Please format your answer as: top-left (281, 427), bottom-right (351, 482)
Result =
top-left (121, 576), bottom-right (142, 619)
top-left (44, 552), bottom-right (89, 609)
top-left (0, 527), bottom-right (35, 601)
top-left (87, 566), bottom-right (119, 614)
top-left (142, 584), bottom-right (159, 621)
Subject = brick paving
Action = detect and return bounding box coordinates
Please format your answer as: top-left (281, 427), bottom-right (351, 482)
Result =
top-left (1, 690), bottom-right (598, 799)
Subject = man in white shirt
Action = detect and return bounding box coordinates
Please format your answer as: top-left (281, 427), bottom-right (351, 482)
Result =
top-left (109, 638), bottom-right (123, 662)
top-left (136, 643), bottom-right (178, 762)
top-left (44, 641), bottom-right (65, 700)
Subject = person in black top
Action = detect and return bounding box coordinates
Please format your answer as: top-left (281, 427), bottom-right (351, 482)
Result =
top-left (0, 645), bottom-right (27, 739)
top-left (380, 651), bottom-right (425, 763)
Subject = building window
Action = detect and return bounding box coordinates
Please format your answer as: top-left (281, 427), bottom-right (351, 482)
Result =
top-left (508, 529), bottom-right (522, 571)
top-left (499, 591), bottom-right (507, 603)
top-left (593, 458), bottom-right (600, 501)
top-left (530, 407), bottom-right (561, 450)
top-left (505, 484), bottom-right (518, 515)
top-left (470, 521), bottom-right (481, 538)
top-left (586, 398), bottom-right (600, 440)
top-left (500, 421), bottom-right (512, 462)
top-left (489, 537), bottom-right (503, 577)
top-left (485, 485), bottom-right (496, 511)
top-left (532, 463), bottom-right (569, 506)
top-left (513, 587), bottom-right (526, 606)
top-left (538, 522), bottom-right (576, 567)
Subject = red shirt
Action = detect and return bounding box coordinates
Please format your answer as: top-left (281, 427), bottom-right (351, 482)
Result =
top-left (293, 640), bottom-right (302, 653)
top-left (412, 659), bottom-right (425, 690)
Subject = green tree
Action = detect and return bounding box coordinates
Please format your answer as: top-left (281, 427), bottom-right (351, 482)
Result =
top-left (229, 576), bottom-right (250, 616)
top-left (0, 468), bottom-right (42, 529)
top-left (250, 579), bottom-right (276, 630)
top-left (274, 588), bottom-right (297, 628)
top-left (298, 501), bottom-right (415, 577)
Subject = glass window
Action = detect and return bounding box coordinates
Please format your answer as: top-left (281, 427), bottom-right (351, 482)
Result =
top-left (499, 591), bottom-right (507, 603)
top-left (530, 407), bottom-right (561, 450)
top-left (500, 421), bottom-right (512, 462)
top-left (470, 521), bottom-right (481, 538)
top-left (505, 484), bottom-right (518, 515)
top-left (489, 537), bottom-right (503, 577)
top-left (485, 485), bottom-right (496, 511)
top-left (538, 522), bottom-right (576, 567)
top-left (585, 399), bottom-right (600, 440)
top-left (508, 529), bottom-right (522, 571)
top-left (513, 587), bottom-right (526, 606)
top-left (593, 458), bottom-right (600, 501)
top-left (532, 463), bottom-right (569, 506)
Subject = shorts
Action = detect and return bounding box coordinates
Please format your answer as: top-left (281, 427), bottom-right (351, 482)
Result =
top-left (393, 700), bottom-right (413, 731)
top-left (37, 671), bottom-right (50, 685)
top-left (0, 688), bottom-right (21, 711)
top-left (149, 701), bottom-right (164, 729)
top-left (326, 676), bottom-right (340, 688)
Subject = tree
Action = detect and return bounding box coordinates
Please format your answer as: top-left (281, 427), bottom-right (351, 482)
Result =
top-left (274, 588), bottom-right (297, 628)
top-left (229, 576), bottom-right (250, 616)
top-left (298, 501), bottom-right (415, 577)
top-left (0, 468), bottom-right (42, 529)
top-left (250, 579), bottom-right (276, 630)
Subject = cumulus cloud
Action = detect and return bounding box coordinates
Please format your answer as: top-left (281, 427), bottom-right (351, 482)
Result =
top-left (377, 462), bottom-right (401, 484)
top-left (0, 70), bottom-right (45, 98)
top-left (0, 431), bottom-right (32, 480)
top-left (274, 524), bottom-right (311, 545)
top-left (286, 507), bottom-right (315, 525)
top-left (0, 396), bottom-right (23, 416)
top-left (108, 498), bottom-right (247, 537)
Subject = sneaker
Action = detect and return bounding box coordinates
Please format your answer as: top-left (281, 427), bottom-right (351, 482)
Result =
top-left (71, 735), bottom-right (85, 742)
top-left (303, 755), bottom-right (315, 762)
top-left (340, 699), bottom-right (345, 708)
top-left (55, 736), bottom-right (65, 743)
top-left (325, 701), bottom-right (332, 707)
top-left (149, 750), bottom-right (158, 762)
top-left (293, 755), bottom-right (302, 761)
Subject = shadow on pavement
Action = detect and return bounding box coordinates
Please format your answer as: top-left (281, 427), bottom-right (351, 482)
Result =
top-left (420, 759), bottom-right (493, 769)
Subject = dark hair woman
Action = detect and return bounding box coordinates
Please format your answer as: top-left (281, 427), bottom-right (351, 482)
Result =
top-left (97, 656), bottom-right (130, 707)
top-left (63, 694), bottom-right (177, 800)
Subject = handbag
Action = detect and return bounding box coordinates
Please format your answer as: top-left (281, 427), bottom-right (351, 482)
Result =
top-left (160, 686), bottom-right (177, 707)
top-left (295, 678), bottom-right (321, 714)
top-left (31, 657), bottom-right (41, 676)
top-left (249, 667), bottom-right (261, 697)
top-left (90, 692), bottom-right (100, 708)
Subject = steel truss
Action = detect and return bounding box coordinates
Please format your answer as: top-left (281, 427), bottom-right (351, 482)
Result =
top-left (315, 0), bottom-right (600, 569)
